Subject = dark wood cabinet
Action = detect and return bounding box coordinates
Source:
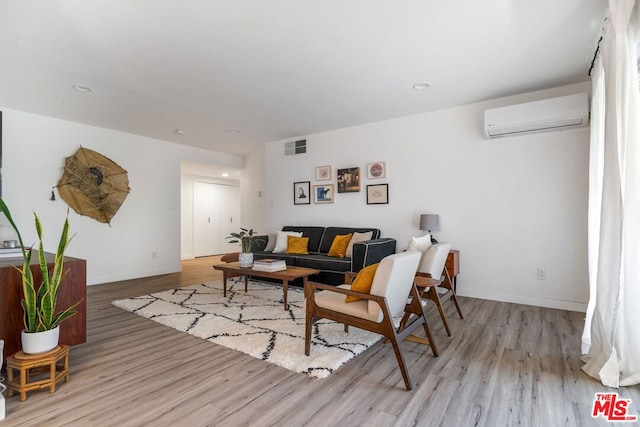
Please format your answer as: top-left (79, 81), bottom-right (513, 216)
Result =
top-left (0, 252), bottom-right (86, 359)
top-left (446, 250), bottom-right (460, 292)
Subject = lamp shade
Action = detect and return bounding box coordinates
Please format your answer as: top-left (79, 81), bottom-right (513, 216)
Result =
top-left (419, 214), bottom-right (440, 232)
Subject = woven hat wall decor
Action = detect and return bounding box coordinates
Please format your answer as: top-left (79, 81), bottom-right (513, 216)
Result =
top-left (56, 146), bottom-right (130, 225)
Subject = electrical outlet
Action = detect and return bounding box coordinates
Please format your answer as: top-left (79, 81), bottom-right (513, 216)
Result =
top-left (537, 268), bottom-right (547, 280)
top-left (152, 251), bottom-right (157, 260)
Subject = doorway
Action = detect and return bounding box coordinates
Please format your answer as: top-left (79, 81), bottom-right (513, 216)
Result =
top-left (193, 181), bottom-right (241, 257)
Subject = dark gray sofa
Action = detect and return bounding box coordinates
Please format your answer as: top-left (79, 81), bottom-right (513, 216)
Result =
top-left (251, 226), bottom-right (396, 285)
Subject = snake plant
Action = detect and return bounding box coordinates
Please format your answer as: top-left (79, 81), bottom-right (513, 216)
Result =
top-left (0, 198), bottom-right (80, 333)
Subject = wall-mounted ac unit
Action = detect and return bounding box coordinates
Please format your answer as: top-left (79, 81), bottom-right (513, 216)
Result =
top-left (484, 92), bottom-right (589, 139)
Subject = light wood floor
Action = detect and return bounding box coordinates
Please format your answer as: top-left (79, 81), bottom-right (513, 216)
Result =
top-left (3, 256), bottom-right (639, 426)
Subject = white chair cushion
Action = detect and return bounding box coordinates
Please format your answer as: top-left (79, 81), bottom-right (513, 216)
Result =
top-left (273, 230), bottom-right (303, 253)
top-left (368, 251), bottom-right (421, 322)
top-left (313, 285), bottom-right (370, 320)
top-left (417, 243), bottom-right (451, 278)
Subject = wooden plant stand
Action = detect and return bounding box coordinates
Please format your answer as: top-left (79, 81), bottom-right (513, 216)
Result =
top-left (6, 345), bottom-right (70, 401)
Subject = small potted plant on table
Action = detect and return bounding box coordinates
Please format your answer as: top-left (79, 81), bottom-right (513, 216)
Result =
top-left (0, 198), bottom-right (81, 354)
top-left (226, 228), bottom-right (263, 268)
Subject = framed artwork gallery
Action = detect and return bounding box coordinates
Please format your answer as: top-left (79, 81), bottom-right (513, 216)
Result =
top-left (367, 184), bottom-right (389, 205)
top-left (313, 184), bottom-right (335, 204)
top-left (337, 167), bottom-right (360, 193)
top-left (293, 181), bottom-right (311, 205)
top-left (367, 162), bottom-right (386, 179)
top-left (316, 166), bottom-right (332, 181)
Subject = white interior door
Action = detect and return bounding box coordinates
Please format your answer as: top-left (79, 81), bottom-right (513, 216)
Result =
top-left (193, 182), bottom-right (221, 256)
top-left (193, 182), bottom-right (240, 257)
top-left (220, 185), bottom-right (241, 253)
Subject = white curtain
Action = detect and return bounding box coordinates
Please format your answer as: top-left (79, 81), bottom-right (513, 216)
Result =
top-left (582, 0), bottom-right (640, 387)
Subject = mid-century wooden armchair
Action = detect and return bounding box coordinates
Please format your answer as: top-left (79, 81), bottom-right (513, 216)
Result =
top-left (304, 251), bottom-right (438, 391)
top-left (412, 242), bottom-right (463, 336)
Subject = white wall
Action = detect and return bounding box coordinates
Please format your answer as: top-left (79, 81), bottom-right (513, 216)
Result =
top-left (2, 109), bottom-right (243, 285)
top-left (249, 82), bottom-right (590, 312)
top-left (240, 144), bottom-right (266, 234)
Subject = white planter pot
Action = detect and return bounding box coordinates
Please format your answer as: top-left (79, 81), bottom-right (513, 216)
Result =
top-left (21, 326), bottom-right (60, 354)
top-left (238, 252), bottom-right (254, 268)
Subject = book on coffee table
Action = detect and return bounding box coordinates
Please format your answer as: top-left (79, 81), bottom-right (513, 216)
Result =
top-left (252, 258), bottom-right (286, 272)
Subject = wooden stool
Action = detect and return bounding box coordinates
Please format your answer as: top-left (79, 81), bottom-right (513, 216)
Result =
top-left (6, 345), bottom-right (70, 401)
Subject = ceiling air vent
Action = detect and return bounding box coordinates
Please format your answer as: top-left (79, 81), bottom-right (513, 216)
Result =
top-left (284, 139), bottom-right (307, 155)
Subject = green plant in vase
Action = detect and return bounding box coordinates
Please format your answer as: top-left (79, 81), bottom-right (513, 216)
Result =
top-left (0, 198), bottom-right (80, 353)
top-left (226, 228), bottom-right (264, 267)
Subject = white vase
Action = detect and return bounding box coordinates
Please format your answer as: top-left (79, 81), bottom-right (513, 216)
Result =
top-left (238, 252), bottom-right (254, 268)
top-left (21, 326), bottom-right (60, 354)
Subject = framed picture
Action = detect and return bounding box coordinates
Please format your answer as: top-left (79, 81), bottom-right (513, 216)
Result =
top-left (313, 184), bottom-right (335, 204)
top-left (367, 184), bottom-right (389, 205)
top-left (316, 165), bottom-right (332, 181)
top-left (337, 167), bottom-right (360, 193)
top-left (367, 162), bottom-right (386, 179)
top-left (293, 181), bottom-right (311, 205)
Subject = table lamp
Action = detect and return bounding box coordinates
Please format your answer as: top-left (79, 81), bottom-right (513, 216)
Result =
top-left (419, 214), bottom-right (439, 244)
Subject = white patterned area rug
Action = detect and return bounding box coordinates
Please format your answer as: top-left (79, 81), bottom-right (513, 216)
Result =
top-left (112, 280), bottom-right (381, 378)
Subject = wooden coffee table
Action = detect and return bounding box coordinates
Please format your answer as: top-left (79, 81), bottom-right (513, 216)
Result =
top-left (212, 262), bottom-right (320, 310)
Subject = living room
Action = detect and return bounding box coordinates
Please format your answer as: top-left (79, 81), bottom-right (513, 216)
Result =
top-left (2, 0), bottom-right (639, 425)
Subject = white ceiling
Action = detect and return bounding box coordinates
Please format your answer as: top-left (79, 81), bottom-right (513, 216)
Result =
top-left (0, 0), bottom-right (606, 157)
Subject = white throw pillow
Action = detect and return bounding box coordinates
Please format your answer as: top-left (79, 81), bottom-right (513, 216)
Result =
top-left (264, 232), bottom-right (277, 252)
top-left (407, 234), bottom-right (432, 253)
top-left (345, 231), bottom-right (374, 258)
top-left (273, 231), bottom-right (303, 253)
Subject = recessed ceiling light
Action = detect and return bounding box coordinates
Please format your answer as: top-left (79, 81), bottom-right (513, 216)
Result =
top-left (412, 81), bottom-right (431, 90)
top-left (228, 129), bottom-right (240, 134)
top-left (174, 129), bottom-right (186, 135)
top-left (72, 84), bottom-right (93, 93)
top-left (221, 173), bottom-right (229, 178)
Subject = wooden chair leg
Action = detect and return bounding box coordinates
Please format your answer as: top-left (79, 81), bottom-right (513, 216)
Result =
top-left (398, 310), bottom-right (412, 331)
top-left (450, 292), bottom-right (464, 319)
top-left (305, 315), bottom-right (313, 356)
top-left (443, 269), bottom-right (464, 319)
top-left (305, 285), bottom-right (314, 356)
top-left (426, 288), bottom-right (452, 337)
top-left (421, 321), bottom-right (438, 357)
top-left (388, 334), bottom-right (413, 391)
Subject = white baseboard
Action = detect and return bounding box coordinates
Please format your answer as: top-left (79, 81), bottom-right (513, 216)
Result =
top-left (458, 288), bottom-right (587, 313)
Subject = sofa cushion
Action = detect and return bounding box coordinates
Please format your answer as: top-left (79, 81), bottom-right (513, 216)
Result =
top-left (295, 254), bottom-right (352, 272)
top-left (328, 233), bottom-right (352, 258)
top-left (407, 234), bottom-right (432, 253)
top-left (345, 263), bottom-right (379, 303)
top-left (286, 236), bottom-right (309, 254)
top-left (318, 227), bottom-right (380, 254)
top-left (263, 232), bottom-right (277, 252)
top-left (282, 226), bottom-right (325, 253)
top-left (273, 231), bottom-right (302, 253)
top-left (345, 231), bottom-right (374, 258)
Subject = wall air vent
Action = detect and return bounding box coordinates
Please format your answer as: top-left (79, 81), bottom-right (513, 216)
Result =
top-left (284, 139), bottom-right (307, 155)
top-left (484, 93), bottom-right (589, 139)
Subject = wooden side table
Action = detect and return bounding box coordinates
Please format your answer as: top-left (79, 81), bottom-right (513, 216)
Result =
top-left (6, 345), bottom-right (70, 401)
top-left (445, 250), bottom-right (460, 293)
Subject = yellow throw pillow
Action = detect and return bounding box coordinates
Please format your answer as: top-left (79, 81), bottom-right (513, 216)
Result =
top-left (286, 235), bottom-right (309, 254)
top-left (328, 233), bottom-right (352, 258)
top-left (345, 263), bottom-right (379, 303)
